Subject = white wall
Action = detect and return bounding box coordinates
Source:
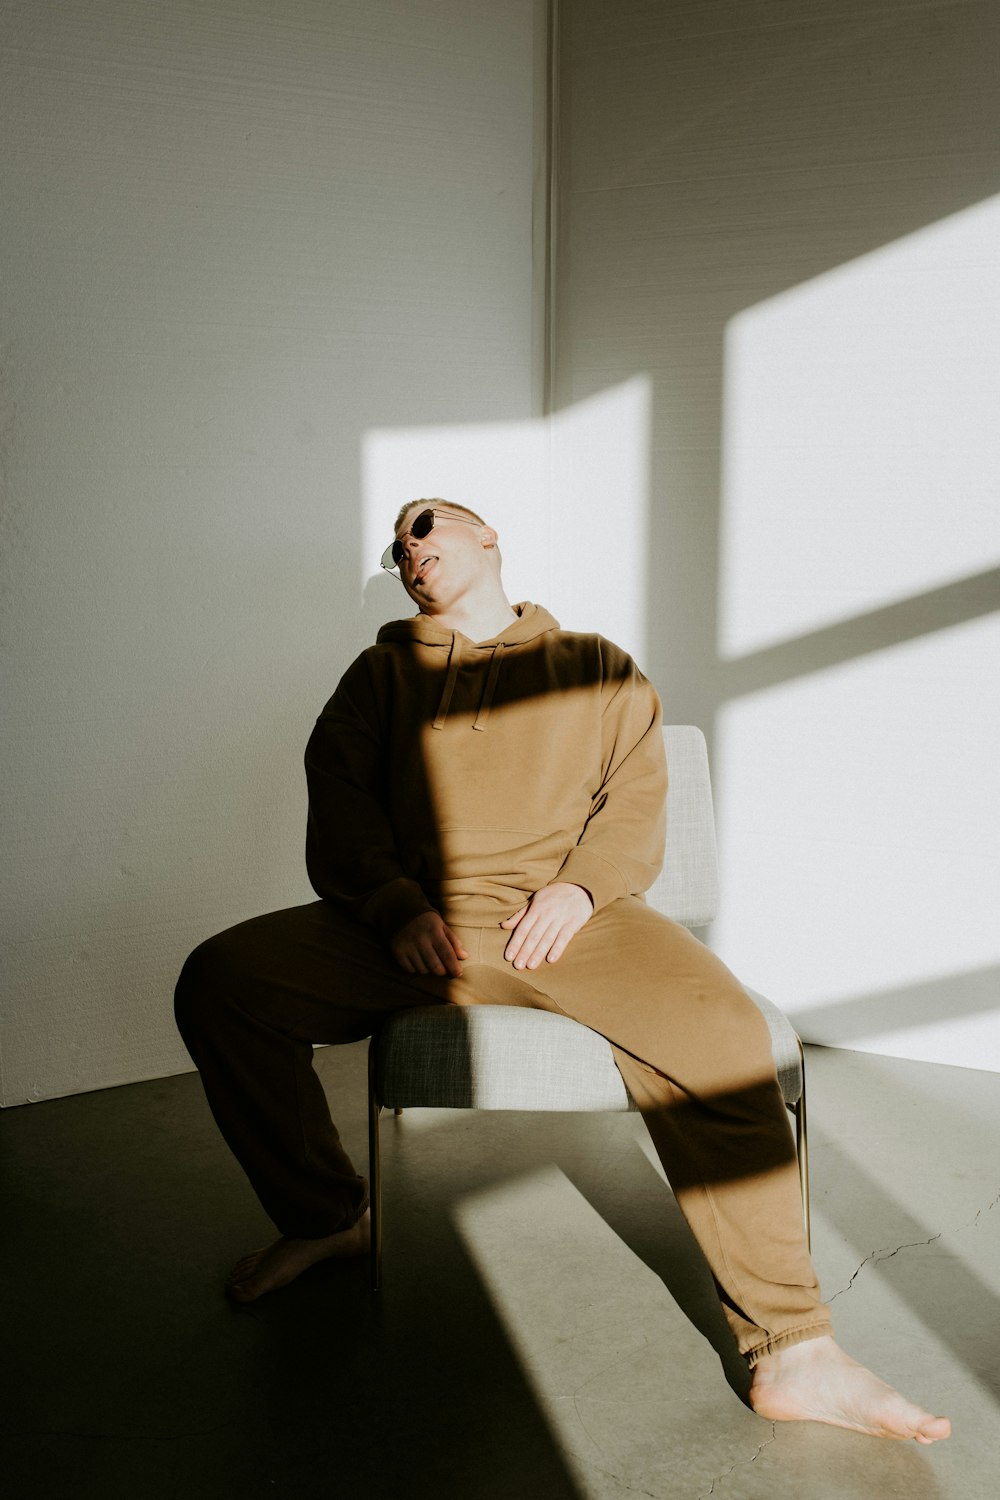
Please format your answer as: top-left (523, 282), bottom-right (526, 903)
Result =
top-left (0, 0), bottom-right (542, 1104)
top-left (555, 0), bottom-right (1000, 1069)
top-left (6, 0), bottom-right (999, 1104)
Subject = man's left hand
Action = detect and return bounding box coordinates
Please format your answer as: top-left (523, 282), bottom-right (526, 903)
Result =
top-left (500, 882), bottom-right (594, 970)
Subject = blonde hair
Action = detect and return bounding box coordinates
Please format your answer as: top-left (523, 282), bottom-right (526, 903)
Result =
top-left (393, 498), bottom-right (486, 534)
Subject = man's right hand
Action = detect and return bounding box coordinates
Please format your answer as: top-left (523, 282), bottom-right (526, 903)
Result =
top-left (390, 911), bottom-right (468, 978)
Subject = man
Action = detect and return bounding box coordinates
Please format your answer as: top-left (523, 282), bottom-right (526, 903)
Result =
top-left (175, 500), bottom-right (950, 1443)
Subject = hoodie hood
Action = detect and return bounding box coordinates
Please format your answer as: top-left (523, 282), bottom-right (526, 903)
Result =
top-left (375, 603), bottom-right (560, 731)
top-left (375, 601), bottom-right (559, 649)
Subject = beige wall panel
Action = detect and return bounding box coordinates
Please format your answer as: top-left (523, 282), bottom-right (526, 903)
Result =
top-left (1, 0), bottom-right (540, 1103)
top-left (555, 0), bottom-right (1000, 1067)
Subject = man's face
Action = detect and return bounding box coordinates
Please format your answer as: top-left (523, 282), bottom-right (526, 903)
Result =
top-left (394, 505), bottom-right (491, 611)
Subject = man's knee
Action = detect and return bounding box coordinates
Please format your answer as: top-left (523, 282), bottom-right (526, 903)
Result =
top-left (174, 929), bottom-right (243, 1042)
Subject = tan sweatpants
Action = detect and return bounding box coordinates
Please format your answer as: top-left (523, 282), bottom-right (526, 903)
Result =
top-left (174, 895), bottom-right (831, 1362)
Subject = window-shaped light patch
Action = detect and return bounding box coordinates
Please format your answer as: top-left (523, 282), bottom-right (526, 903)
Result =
top-left (718, 195), bottom-right (1000, 660)
top-left (712, 613), bottom-right (1000, 1071)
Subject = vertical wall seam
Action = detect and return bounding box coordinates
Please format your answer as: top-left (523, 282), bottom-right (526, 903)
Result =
top-left (545, 0), bottom-right (559, 420)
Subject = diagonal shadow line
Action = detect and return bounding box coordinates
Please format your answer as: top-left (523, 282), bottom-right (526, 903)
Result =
top-left (558, 1099), bottom-right (1000, 1410)
top-left (811, 1123), bottom-right (1000, 1404)
top-left (380, 1102), bottom-right (754, 1399)
top-left (382, 1082), bottom-right (1000, 1423)
top-left (791, 963), bottom-right (1000, 1045)
top-left (554, 1141), bottom-right (753, 1399)
top-left (719, 566), bottom-right (1000, 698)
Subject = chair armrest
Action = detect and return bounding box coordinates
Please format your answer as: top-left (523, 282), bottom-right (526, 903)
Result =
top-left (741, 985), bottom-right (803, 1107)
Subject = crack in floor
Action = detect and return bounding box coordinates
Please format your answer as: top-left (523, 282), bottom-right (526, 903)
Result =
top-left (828, 1230), bottom-right (943, 1301)
top-left (968, 1187), bottom-right (1000, 1226)
top-left (828, 1186), bottom-right (1000, 1302)
top-left (698, 1423), bottom-right (776, 1499)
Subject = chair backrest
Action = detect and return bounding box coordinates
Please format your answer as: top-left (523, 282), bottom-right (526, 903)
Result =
top-left (646, 726), bottom-right (720, 928)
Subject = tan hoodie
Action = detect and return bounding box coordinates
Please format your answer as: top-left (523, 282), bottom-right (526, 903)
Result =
top-left (305, 603), bottom-right (666, 936)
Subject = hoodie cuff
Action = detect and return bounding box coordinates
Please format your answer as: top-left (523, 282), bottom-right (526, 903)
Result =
top-left (359, 877), bottom-right (434, 941)
top-left (554, 849), bottom-right (628, 915)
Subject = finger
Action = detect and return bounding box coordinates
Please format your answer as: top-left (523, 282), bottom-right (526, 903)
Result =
top-left (443, 926), bottom-right (469, 960)
top-left (500, 905), bottom-right (528, 931)
top-left (504, 920), bottom-right (533, 964)
top-left (417, 942), bottom-right (448, 977)
top-left (534, 914), bottom-right (574, 968)
top-left (545, 913), bottom-right (587, 965)
top-left (511, 916), bottom-right (556, 969)
top-left (502, 921), bottom-right (528, 963)
top-left (545, 928), bottom-right (571, 964)
top-left (432, 940), bottom-right (462, 978)
top-left (429, 935), bottom-right (463, 978)
top-left (523, 924), bottom-right (560, 969)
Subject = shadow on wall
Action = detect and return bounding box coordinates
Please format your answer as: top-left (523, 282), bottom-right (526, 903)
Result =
top-left (564, 3), bottom-right (1000, 1067)
top-left (786, 965), bottom-right (1000, 1056)
top-left (551, 0), bottom-right (1000, 728)
top-left (349, 4), bottom-right (1000, 1073)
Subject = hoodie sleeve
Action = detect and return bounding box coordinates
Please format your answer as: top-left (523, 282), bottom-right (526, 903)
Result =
top-left (555, 644), bottom-right (666, 911)
top-left (304, 654), bottom-right (434, 939)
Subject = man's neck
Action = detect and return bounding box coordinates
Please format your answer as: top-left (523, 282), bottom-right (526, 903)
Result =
top-left (420, 587), bottom-right (517, 643)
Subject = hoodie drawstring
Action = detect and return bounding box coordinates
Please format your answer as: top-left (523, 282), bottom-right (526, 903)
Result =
top-left (432, 636), bottom-right (505, 730)
top-left (432, 635), bottom-right (463, 729)
top-left (473, 643), bottom-right (503, 731)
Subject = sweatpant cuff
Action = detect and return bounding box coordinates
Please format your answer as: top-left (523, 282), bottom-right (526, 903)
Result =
top-left (279, 1188), bottom-right (370, 1240)
top-left (743, 1319), bottom-right (834, 1368)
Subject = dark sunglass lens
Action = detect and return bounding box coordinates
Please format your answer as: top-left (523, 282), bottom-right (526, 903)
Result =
top-left (387, 510), bottom-right (435, 570)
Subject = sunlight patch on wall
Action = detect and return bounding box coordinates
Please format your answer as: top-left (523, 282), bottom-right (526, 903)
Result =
top-left (711, 614), bottom-right (1000, 1069)
top-left (549, 376), bottom-right (651, 663)
top-left (361, 377), bottom-right (651, 660)
top-left (718, 195), bottom-right (1000, 659)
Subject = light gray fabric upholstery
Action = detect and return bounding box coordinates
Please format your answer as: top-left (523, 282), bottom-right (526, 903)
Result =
top-left (375, 992), bottom-right (802, 1111)
top-left (650, 725), bottom-right (721, 928)
top-left (376, 1006), bottom-right (633, 1111)
top-left (741, 986), bottom-right (803, 1105)
top-left (372, 726), bottom-right (803, 1111)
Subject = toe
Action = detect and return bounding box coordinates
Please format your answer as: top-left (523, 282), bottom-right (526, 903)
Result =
top-left (918, 1416), bottom-right (951, 1443)
top-left (226, 1280), bottom-right (259, 1304)
top-left (225, 1250), bottom-right (264, 1289)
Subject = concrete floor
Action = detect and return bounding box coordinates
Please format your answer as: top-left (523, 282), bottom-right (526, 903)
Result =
top-left (3, 1042), bottom-right (998, 1499)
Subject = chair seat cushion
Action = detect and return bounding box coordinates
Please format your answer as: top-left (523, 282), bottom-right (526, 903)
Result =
top-left (375, 1005), bottom-right (634, 1111)
top-left (374, 991), bottom-right (803, 1112)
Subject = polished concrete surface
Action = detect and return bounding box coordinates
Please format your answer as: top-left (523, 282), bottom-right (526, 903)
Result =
top-left (3, 1042), bottom-right (998, 1498)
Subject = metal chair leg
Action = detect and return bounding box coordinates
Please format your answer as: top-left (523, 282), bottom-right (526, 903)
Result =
top-left (367, 1040), bottom-right (383, 1291)
top-left (793, 1038), bottom-right (811, 1251)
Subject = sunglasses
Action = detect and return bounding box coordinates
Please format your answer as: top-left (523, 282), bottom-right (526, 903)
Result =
top-left (381, 508), bottom-right (481, 572)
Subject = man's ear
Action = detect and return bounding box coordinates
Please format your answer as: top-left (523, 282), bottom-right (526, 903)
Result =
top-left (480, 526), bottom-right (499, 550)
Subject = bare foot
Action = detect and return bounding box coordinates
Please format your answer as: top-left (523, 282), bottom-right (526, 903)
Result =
top-left (225, 1209), bottom-right (371, 1303)
top-left (749, 1335), bottom-right (951, 1443)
